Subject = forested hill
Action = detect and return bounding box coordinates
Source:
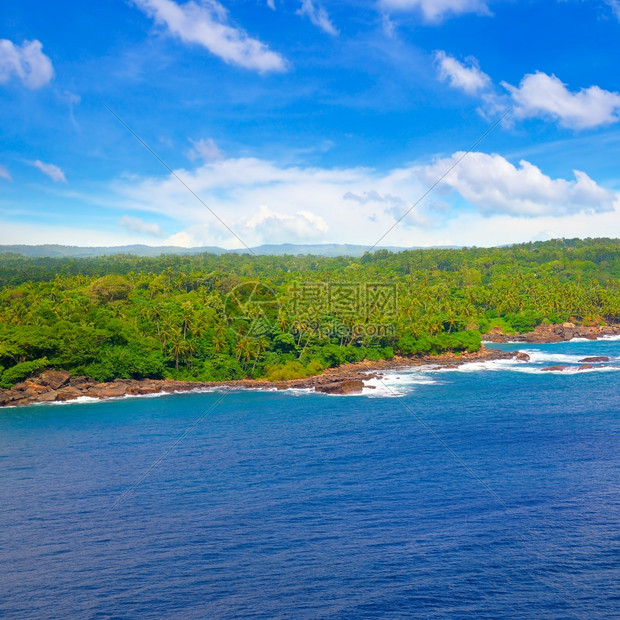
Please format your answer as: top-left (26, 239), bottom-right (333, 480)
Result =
top-left (0, 237), bottom-right (619, 288)
top-left (0, 242), bottom-right (410, 260)
top-left (0, 238), bottom-right (618, 388)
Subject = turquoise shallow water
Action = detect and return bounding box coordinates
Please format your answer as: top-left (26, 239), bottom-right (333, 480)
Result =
top-left (1, 340), bottom-right (619, 618)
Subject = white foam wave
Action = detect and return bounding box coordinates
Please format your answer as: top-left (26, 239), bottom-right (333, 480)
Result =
top-left (49, 396), bottom-right (103, 406)
top-left (521, 351), bottom-right (585, 364)
top-left (362, 371), bottom-right (439, 398)
top-left (525, 365), bottom-right (620, 375)
top-left (287, 388), bottom-right (314, 396)
top-left (435, 358), bottom-right (522, 373)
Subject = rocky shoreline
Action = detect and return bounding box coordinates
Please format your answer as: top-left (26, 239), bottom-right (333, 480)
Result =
top-left (2, 324), bottom-right (618, 408)
top-left (485, 322), bottom-right (620, 343)
top-left (0, 346), bottom-right (515, 408)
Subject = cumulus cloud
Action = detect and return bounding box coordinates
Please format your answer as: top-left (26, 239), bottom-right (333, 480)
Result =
top-left (186, 137), bottom-right (223, 161)
top-left (243, 205), bottom-right (329, 241)
top-left (0, 164), bottom-right (12, 181)
top-left (32, 160), bottom-right (66, 183)
top-left (164, 230), bottom-right (196, 247)
top-left (118, 215), bottom-right (164, 237)
top-left (0, 39), bottom-right (54, 89)
top-left (297, 0), bottom-right (339, 35)
top-left (502, 72), bottom-right (620, 130)
top-left (381, 0), bottom-right (490, 22)
top-left (420, 151), bottom-right (615, 216)
top-left (161, 207), bottom-right (328, 247)
top-left (434, 54), bottom-right (620, 131)
top-left (107, 149), bottom-right (617, 250)
top-left (115, 157), bottom-right (363, 247)
top-left (435, 51), bottom-right (491, 95)
top-left (7, 151), bottom-right (619, 248)
top-left (132, 0), bottom-right (287, 72)
top-left (344, 189), bottom-right (447, 228)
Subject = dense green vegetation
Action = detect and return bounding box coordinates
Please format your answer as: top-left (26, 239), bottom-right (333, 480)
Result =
top-left (0, 238), bottom-right (618, 387)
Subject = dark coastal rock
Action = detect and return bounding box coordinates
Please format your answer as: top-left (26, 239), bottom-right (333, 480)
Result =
top-left (13, 387), bottom-right (46, 401)
top-left (126, 381), bottom-right (162, 395)
top-left (516, 352), bottom-right (530, 361)
top-left (55, 386), bottom-right (85, 401)
top-left (315, 380), bottom-right (364, 395)
top-left (68, 376), bottom-right (97, 389)
top-left (485, 323), bottom-right (620, 344)
top-left (578, 364), bottom-right (594, 371)
top-left (578, 356), bottom-right (610, 363)
top-left (12, 380), bottom-right (50, 395)
top-left (85, 382), bottom-right (129, 398)
top-left (36, 391), bottom-right (59, 402)
top-left (37, 370), bottom-right (71, 389)
top-left (540, 365), bottom-right (571, 372)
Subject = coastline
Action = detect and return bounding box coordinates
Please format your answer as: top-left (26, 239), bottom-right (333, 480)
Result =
top-left (484, 322), bottom-right (620, 343)
top-left (2, 323), bottom-right (618, 408)
top-left (0, 346), bottom-right (515, 408)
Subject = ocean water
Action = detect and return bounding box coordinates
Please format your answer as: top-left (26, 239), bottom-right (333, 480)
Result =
top-left (1, 341), bottom-right (619, 618)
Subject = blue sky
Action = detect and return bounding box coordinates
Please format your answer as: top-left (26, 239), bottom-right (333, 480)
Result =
top-left (1, 0), bottom-right (620, 248)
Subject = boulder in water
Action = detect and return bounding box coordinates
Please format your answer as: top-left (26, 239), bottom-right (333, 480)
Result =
top-left (578, 356), bottom-right (609, 363)
top-left (316, 380), bottom-right (364, 395)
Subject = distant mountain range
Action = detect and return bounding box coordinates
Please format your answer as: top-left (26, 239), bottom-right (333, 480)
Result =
top-left (0, 243), bottom-right (456, 258)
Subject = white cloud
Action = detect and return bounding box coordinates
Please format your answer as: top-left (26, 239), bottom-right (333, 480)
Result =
top-left (164, 230), bottom-right (196, 247)
top-left (381, 12), bottom-right (397, 37)
top-left (433, 56), bottom-right (620, 131)
top-left (343, 189), bottom-right (405, 205)
top-left (420, 151), bottom-right (615, 216)
top-left (381, 0), bottom-right (490, 22)
top-left (161, 207), bottom-right (329, 247)
top-left (435, 51), bottom-right (491, 95)
top-left (244, 205), bottom-right (329, 241)
top-left (186, 137), bottom-right (223, 161)
top-left (107, 150), bottom-right (616, 250)
top-left (118, 215), bottom-right (164, 237)
top-left (115, 157), bottom-right (366, 247)
top-left (604, 0), bottom-right (620, 20)
top-left (266, 0), bottom-right (276, 9)
top-left (132, 0), bottom-right (287, 72)
top-left (297, 0), bottom-right (339, 35)
top-left (62, 90), bottom-right (81, 127)
top-left (0, 165), bottom-right (12, 181)
top-left (0, 39), bottom-right (54, 89)
top-left (4, 151), bottom-right (619, 248)
top-left (502, 72), bottom-right (620, 130)
top-left (32, 160), bottom-right (66, 183)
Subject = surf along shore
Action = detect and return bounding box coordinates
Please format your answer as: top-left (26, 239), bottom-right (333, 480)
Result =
top-left (1, 323), bottom-right (618, 408)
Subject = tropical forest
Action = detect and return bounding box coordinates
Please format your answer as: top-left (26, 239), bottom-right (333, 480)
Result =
top-left (0, 237), bottom-right (619, 388)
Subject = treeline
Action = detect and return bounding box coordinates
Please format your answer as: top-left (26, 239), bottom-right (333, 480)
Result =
top-left (0, 238), bottom-right (618, 387)
top-left (1, 237), bottom-right (619, 288)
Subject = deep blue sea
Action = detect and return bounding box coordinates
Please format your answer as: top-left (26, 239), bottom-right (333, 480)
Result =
top-left (1, 340), bottom-right (619, 618)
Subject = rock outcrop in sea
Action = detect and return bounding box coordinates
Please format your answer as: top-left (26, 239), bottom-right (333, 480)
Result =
top-left (485, 323), bottom-right (620, 343)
